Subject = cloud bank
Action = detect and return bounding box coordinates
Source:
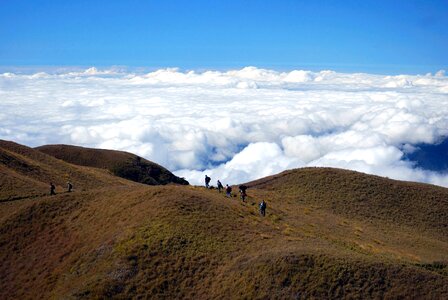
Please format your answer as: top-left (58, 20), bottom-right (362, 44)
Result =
top-left (1, 67), bottom-right (447, 186)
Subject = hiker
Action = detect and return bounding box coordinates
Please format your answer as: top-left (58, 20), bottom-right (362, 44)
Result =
top-left (239, 185), bottom-right (248, 202)
top-left (240, 189), bottom-right (247, 202)
top-left (67, 181), bottom-right (73, 192)
top-left (217, 180), bottom-right (224, 193)
top-left (205, 175), bottom-right (211, 188)
top-left (259, 200), bottom-right (267, 217)
top-left (225, 184), bottom-right (232, 197)
top-left (50, 182), bottom-right (56, 195)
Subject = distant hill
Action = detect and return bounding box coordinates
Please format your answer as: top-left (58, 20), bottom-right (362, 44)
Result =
top-left (1, 142), bottom-right (447, 299)
top-left (36, 144), bottom-right (188, 186)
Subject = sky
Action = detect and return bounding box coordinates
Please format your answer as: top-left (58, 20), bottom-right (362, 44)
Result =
top-left (0, 1), bottom-right (448, 187)
top-left (1, 0), bottom-right (447, 74)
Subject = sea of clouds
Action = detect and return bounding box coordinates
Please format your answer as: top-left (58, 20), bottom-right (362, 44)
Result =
top-left (1, 67), bottom-right (447, 186)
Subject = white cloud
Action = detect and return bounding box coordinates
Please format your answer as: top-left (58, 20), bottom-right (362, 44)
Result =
top-left (175, 142), bottom-right (303, 186)
top-left (435, 70), bottom-right (446, 77)
top-left (1, 67), bottom-right (448, 186)
top-left (283, 70), bottom-right (314, 83)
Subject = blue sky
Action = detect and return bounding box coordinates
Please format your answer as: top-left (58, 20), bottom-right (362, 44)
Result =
top-left (1, 0), bottom-right (447, 74)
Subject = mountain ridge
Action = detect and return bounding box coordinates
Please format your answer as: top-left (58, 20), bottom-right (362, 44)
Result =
top-left (36, 144), bottom-right (188, 186)
top-left (246, 167), bottom-right (448, 239)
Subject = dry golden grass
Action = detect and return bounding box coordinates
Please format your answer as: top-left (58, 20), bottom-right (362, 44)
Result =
top-left (247, 167), bottom-right (448, 239)
top-left (1, 140), bottom-right (137, 202)
top-left (36, 144), bottom-right (188, 185)
top-left (1, 142), bottom-right (447, 299)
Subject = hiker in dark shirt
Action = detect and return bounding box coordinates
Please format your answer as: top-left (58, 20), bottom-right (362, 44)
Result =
top-left (205, 175), bottom-right (211, 188)
top-left (225, 184), bottom-right (232, 197)
top-left (67, 182), bottom-right (73, 192)
top-left (217, 180), bottom-right (224, 193)
top-left (50, 182), bottom-right (56, 195)
top-left (239, 185), bottom-right (248, 202)
top-left (259, 200), bottom-right (267, 217)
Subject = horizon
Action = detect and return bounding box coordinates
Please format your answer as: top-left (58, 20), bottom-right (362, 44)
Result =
top-left (0, 64), bottom-right (446, 77)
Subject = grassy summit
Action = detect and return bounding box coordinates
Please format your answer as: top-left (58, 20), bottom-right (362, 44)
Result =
top-left (36, 144), bottom-right (188, 185)
top-left (1, 140), bottom-right (447, 299)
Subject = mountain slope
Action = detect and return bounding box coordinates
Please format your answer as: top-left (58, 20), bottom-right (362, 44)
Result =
top-left (0, 143), bottom-right (447, 299)
top-left (36, 144), bottom-right (188, 185)
top-left (247, 167), bottom-right (448, 239)
top-left (1, 185), bottom-right (447, 299)
top-left (0, 140), bottom-right (137, 202)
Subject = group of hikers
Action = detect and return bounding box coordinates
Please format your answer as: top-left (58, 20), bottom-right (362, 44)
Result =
top-left (49, 176), bottom-right (267, 216)
top-left (205, 175), bottom-right (267, 217)
top-left (49, 181), bottom-right (73, 195)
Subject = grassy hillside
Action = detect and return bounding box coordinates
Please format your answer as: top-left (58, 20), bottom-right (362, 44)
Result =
top-left (247, 167), bottom-right (448, 239)
top-left (36, 144), bottom-right (188, 185)
top-left (1, 143), bottom-right (447, 299)
top-left (1, 185), bottom-right (447, 299)
top-left (0, 140), bottom-right (137, 202)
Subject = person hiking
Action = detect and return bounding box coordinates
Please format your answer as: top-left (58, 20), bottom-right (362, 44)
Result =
top-left (67, 181), bottom-right (73, 192)
top-left (217, 180), bottom-right (224, 193)
top-left (50, 182), bottom-right (56, 195)
top-left (225, 184), bottom-right (232, 197)
top-left (240, 189), bottom-right (247, 202)
top-left (259, 200), bottom-right (267, 217)
top-left (239, 185), bottom-right (248, 202)
top-left (205, 175), bottom-right (211, 188)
